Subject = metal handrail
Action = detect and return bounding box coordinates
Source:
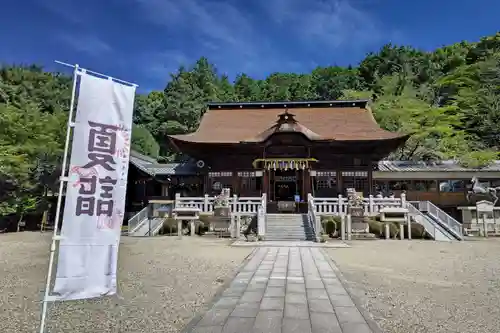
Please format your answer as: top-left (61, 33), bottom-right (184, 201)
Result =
top-left (406, 202), bottom-right (437, 239)
top-left (307, 194), bottom-right (320, 240)
top-left (128, 206), bottom-right (148, 234)
top-left (420, 201), bottom-right (463, 239)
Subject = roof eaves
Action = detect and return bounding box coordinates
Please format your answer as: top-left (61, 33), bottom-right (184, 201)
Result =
top-left (207, 100), bottom-right (370, 110)
top-left (129, 149), bottom-right (157, 164)
top-left (129, 156), bottom-right (156, 176)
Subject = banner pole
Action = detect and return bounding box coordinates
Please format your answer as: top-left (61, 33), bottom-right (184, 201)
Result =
top-left (55, 60), bottom-right (138, 87)
top-left (38, 63), bottom-right (80, 333)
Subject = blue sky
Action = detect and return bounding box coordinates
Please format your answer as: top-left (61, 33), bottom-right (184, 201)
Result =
top-left (1, 0), bottom-right (499, 93)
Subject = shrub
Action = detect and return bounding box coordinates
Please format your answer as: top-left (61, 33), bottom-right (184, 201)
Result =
top-left (389, 222), bottom-right (400, 238)
top-left (408, 223), bottom-right (428, 239)
top-left (367, 219), bottom-right (383, 237)
top-left (325, 221), bottom-right (336, 235)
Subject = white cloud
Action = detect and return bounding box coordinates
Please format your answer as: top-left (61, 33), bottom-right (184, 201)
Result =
top-left (262, 0), bottom-right (384, 49)
top-left (134, 0), bottom-right (260, 58)
top-left (134, 0), bottom-right (395, 69)
top-left (142, 49), bottom-right (191, 79)
top-left (130, 0), bottom-right (404, 85)
top-left (36, 0), bottom-right (86, 24)
top-left (57, 33), bottom-right (112, 56)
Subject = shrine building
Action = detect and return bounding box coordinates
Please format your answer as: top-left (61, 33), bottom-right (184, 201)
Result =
top-left (125, 100), bottom-right (500, 218)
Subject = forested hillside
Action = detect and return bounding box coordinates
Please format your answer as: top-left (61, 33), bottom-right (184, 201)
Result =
top-left (1, 33), bottom-right (499, 216)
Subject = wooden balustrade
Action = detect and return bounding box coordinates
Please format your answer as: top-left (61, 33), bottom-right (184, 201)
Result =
top-left (174, 193), bottom-right (262, 215)
top-left (174, 193), bottom-right (406, 217)
top-left (312, 193), bottom-right (406, 217)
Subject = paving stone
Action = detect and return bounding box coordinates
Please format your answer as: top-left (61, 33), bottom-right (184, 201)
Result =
top-left (240, 291), bottom-right (264, 303)
top-left (284, 302), bottom-right (310, 320)
top-left (230, 302), bottom-right (260, 318)
top-left (288, 270), bottom-right (304, 277)
top-left (325, 285), bottom-right (349, 296)
top-left (330, 294), bottom-right (356, 308)
top-left (287, 276), bottom-right (305, 284)
top-left (197, 308), bottom-right (232, 326)
top-left (268, 278), bottom-right (286, 287)
top-left (334, 306), bottom-right (366, 324)
top-left (309, 299), bottom-right (335, 313)
top-left (260, 297), bottom-right (285, 311)
top-left (236, 272), bottom-right (254, 279)
top-left (222, 317), bottom-right (255, 333)
top-left (253, 311), bottom-right (282, 333)
top-left (310, 313), bottom-right (342, 333)
top-left (287, 283), bottom-right (306, 294)
top-left (322, 278), bottom-right (342, 286)
top-left (189, 247), bottom-right (376, 333)
top-left (282, 318), bottom-right (312, 333)
top-left (340, 323), bottom-right (373, 333)
top-left (247, 281), bottom-right (267, 291)
top-left (289, 266), bottom-right (303, 272)
top-left (305, 279), bottom-right (325, 289)
top-left (307, 289), bottom-right (329, 300)
top-left (213, 297), bottom-right (240, 309)
top-left (222, 287), bottom-right (246, 297)
top-left (229, 280), bottom-right (249, 289)
top-left (285, 292), bottom-right (307, 304)
top-left (264, 286), bottom-right (286, 298)
top-left (319, 271), bottom-right (337, 279)
top-left (254, 269), bottom-right (272, 277)
top-left (304, 272), bottom-right (321, 279)
top-left (191, 326), bottom-right (223, 333)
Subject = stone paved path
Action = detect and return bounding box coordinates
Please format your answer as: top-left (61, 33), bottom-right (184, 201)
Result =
top-left (186, 247), bottom-right (377, 333)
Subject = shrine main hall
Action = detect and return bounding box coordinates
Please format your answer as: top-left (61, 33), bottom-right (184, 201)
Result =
top-left (167, 99), bottom-right (408, 201)
top-left (125, 99), bottom-right (500, 216)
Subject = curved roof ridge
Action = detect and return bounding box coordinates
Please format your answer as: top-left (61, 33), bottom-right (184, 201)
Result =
top-left (169, 102), bottom-right (409, 144)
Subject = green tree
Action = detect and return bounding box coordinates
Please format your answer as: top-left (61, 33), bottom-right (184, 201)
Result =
top-left (0, 103), bottom-right (63, 216)
top-left (131, 124), bottom-right (160, 158)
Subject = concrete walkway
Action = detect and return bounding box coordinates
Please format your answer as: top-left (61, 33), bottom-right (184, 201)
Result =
top-left (185, 247), bottom-right (379, 333)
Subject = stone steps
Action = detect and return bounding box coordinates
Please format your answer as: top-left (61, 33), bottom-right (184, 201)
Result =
top-left (265, 213), bottom-right (315, 241)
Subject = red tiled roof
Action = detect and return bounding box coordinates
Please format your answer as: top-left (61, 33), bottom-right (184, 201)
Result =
top-left (169, 103), bottom-right (407, 143)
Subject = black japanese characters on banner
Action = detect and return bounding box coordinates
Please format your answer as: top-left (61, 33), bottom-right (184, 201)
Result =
top-left (75, 121), bottom-right (119, 217)
top-left (82, 121), bottom-right (118, 171)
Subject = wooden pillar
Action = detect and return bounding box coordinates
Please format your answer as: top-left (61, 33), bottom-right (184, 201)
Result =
top-left (368, 165), bottom-right (373, 195)
top-left (304, 169), bottom-right (310, 196)
top-left (337, 170), bottom-right (343, 196)
top-left (263, 170), bottom-right (269, 198)
top-left (203, 174), bottom-right (208, 195)
top-left (232, 172), bottom-right (239, 196)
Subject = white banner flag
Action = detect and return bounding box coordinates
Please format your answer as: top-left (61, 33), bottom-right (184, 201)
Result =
top-left (53, 71), bottom-right (136, 301)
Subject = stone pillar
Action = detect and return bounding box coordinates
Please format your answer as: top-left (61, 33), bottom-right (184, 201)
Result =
top-left (230, 215), bottom-right (236, 238)
top-left (407, 213), bottom-right (412, 240)
top-left (346, 214), bottom-right (352, 240)
top-left (340, 215), bottom-right (346, 241)
top-left (385, 223), bottom-right (390, 240)
top-left (236, 215), bottom-right (241, 238)
top-left (399, 223), bottom-right (404, 240)
top-left (482, 214), bottom-right (488, 238)
top-left (190, 221), bottom-right (195, 236)
top-left (177, 220), bottom-right (183, 239)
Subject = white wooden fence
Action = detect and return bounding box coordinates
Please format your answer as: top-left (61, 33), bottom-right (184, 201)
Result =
top-left (175, 193), bottom-right (405, 217)
top-left (174, 193), bottom-right (263, 215)
top-left (175, 193), bottom-right (406, 240)
top-left (313, 194), bottom-right (406, 216)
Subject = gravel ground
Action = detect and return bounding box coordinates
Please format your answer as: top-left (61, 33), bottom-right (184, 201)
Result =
top-left (0, 232), bottom-right (253, 333)
top-left (325, 239), bottom-right (500, 333)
